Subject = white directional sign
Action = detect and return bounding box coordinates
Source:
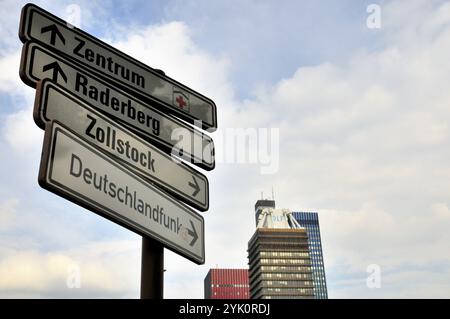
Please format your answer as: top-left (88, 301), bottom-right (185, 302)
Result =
top-left (35, 79), bottom-right (209, 211)
top-left (39, 121), bottom-right (205, 264)
top-left (20, 3), bottom-right (217, 131)
top-left (20, 41), bottom-right (215, 171)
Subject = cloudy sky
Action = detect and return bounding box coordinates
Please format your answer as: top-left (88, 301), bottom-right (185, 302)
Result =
top-left (1, 0), bottom-right (450, 298)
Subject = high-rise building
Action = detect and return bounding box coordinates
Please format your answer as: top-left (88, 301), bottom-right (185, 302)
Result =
top-left (204, 268), bottom-right (250, 299)
top-left (293, 212), bottom-right (328, 299)
top-left (247, 200), bottom-right (315, 299)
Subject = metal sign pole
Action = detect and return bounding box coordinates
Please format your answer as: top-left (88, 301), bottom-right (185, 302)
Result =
top-left (140, 236), bottom-right (164, 299)
top-left (141, 69), bottom-right (166, 300)
top-left (20, 4), bottom-right (213, 298)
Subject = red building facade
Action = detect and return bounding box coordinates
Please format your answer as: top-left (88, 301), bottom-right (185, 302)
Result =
top-left (204, 269), bottom-right (250, 299)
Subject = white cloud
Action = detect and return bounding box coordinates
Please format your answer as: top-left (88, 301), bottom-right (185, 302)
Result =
top-left (78, 0), bottom-right (450, 298)
top-left (0, 50), bottom-right (23, 93)
top-left (432, 203), bottom-right (450, 220)
top-left (0, 195), bottom-right (141, 298)
top-left (2, 106), bottom-right (43, 154)
top-left (0, 48), bottom-right (42, 154)
top-left (109, 21), bottom-right (234, 105)
top-left (0, 198), bottom-right (19, 230)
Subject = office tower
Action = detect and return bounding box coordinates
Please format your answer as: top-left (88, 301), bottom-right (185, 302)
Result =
top-left (293, 212), bottom-right (328, 299)
top-left (247, 200), bottom-right (314, 299)
top-left (204, 268), bottom-right (250, 299)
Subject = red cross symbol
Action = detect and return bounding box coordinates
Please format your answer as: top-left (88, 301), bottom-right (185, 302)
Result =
top-left (176, 95), bottom-right (187, 109)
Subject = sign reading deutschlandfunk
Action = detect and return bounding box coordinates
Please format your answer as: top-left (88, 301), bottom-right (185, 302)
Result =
top-left (34, 79), bottom-right (209, 212)
top-left (20, 41), bottom-right (215, 171)
top-left (39, 121), bottom-right (205, 264)
top-left (19, 3), bottom-right (217, 131)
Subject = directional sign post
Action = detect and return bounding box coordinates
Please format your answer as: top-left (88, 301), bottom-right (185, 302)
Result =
top-left (19, 3), bottom-right (218, 299)
top-left (20, 41), bottom-right (215, 171)
top-left (34, 79), bottom-right (209, 211)
top-left (20, 3), bottom-right (217, 131)
top-left (39, 121), bottom-right (205, 264)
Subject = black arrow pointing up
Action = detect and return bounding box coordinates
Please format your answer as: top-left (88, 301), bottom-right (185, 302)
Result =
top-left (187, 220), bottom-right (198, 246)
top-left (41, 24), bottom-right (65, 46)
top-left (188, 176), bottom-right (200, 197)
top-left (42, 62), bottom-right (67, 83)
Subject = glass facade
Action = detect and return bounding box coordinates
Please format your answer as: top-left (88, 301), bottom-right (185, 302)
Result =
top-left (248, 228), bottom-right (315, 299)
top-left (293, 212), bottom-right (328, 299)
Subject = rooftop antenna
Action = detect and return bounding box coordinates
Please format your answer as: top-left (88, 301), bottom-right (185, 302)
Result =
top-left (261, 191), bottom-right (264, 200)
top-left (271, 186), bottom-right (275, 201)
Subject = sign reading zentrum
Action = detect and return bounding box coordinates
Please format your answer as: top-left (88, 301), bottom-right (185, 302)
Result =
top-left (19, 3), bottom-right (217, 131)
top-left (39, 122), bottom-right (205, 264)
top-left (34, 79), bottom-right (209, 211)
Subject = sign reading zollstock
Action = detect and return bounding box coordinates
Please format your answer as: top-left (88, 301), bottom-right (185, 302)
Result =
top-left (19, 3), bottom-right (217, 132)
top-left (39, 122), bottom-right (205, 264)
top-left (34, 79), bottom-right (209, 212)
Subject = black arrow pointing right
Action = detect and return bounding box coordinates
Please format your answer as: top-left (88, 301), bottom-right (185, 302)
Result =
top-left (42, 62), bottom-right (67, 83)
top-left (187, 220), bottom-right (198, 246)
top-left (188, 176), bottom-right (200, 197)
top-left (41, 24), bottom-right (65, 46)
